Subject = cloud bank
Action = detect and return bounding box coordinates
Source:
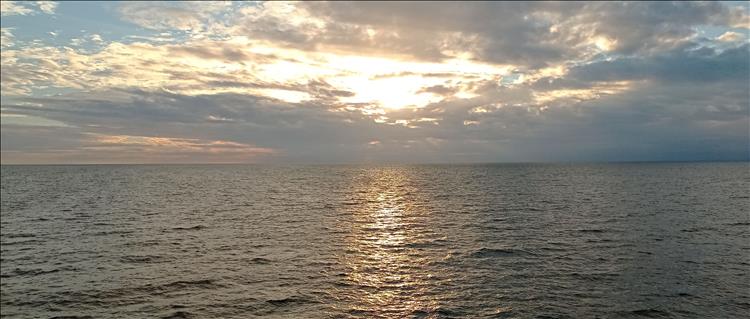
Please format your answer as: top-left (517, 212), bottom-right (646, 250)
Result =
top-left (1, 1), bottom-right (748, 163)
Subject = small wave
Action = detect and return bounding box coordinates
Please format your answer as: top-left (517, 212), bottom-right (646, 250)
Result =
top-left (570, 272), bottom-right (619, 281)
top-left (471, 247), bottom-right (536, 258)
top-left (120, 255), bottom-right (165, 264)
top-left (726, 222), bottom-right (750, 226)
top-left (411, 310), bottom-right (430, 318)
top-left (162, 279), bottom-right (220, 290)
top-left (266, 295), bottom-right (317, 307)
top-left (171, 225), bottom-right (207, 231)
top-left (52, 279), bottom-right (223, 304)
top-left (625, 308), bottom-right (671, 317)
top-left (405, 241), bottom-right (446, 248)
top-left (540, 246), bottom-right (568, 252)
top-left (1, 239), bottom-right (43, 246)
top-left (91, 230), bottom-right (134, 236)
top-left (577, 228), bottom-right (606, 233)
top-left (340, 200), bottom-right (362, 206)
top-left (680, 226), bottom-right (715, 233)
top-left (92, 222), bottom-right (114, 226)
top-left (0, 266), bottom-right (77, 278)
top-left (411, 307), bottom-right (463, 318)
top-left (346, 308), bottom-right (375, 316)
top-left (3, 233), bottom-right (36, 238)
top-left (161, 311), bottom-right (194, 319)
top-left (250, 257), bottom-right (272, 264)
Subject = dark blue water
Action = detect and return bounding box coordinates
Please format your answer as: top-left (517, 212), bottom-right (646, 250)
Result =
top-left (1, 163), bottom-right (748, 318)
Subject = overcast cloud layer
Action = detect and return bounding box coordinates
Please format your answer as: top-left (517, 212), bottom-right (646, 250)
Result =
top-left (1, 1), bottom-right (748, 164)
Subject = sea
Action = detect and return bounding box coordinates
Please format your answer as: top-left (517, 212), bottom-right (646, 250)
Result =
top-left (1, 163), bottom-right (748, 318)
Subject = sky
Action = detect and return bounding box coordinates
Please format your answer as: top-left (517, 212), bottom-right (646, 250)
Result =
top-left (1, 1), bottom-right (749, 164)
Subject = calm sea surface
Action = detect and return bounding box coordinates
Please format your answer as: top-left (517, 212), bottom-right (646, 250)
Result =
top-left (1, 163), bottom-right (748, 318)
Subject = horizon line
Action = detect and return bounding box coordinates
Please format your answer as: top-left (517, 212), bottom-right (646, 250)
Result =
top-left (1, 159), bottom-right (748, 166)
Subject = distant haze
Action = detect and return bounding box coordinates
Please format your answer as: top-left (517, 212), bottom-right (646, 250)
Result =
top-left (1, 1), bottom-right (748, 164)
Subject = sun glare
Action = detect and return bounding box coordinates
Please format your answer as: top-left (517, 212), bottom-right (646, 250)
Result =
top-left (241, 42), bottom-right (514, 111)
top-left (328, 75), bottom-right (443, 109)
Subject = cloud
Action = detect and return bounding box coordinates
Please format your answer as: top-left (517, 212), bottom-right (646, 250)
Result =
top-left (717, 31), bottom-right (746, 42)
top-left (1, 1), bottom-right (748, 163)
top-left (1, 28), bottom-right (14, 48)
top-left (85, 133), bottom-right (276, 162)
top-left (417, 85), bottom-right (459, 96)
top-left (34, 1), bottom-right (57, 15)
top-left (568, 44), bottom-right (750, 83)
top-left (1, 124), bottom-right (276, 164)
top-left (118, 2), bottom-right (205, 31)
top-left (1, 1), bottom-right (34, 16)
top-left (107, 1), bottom-right (749, 69)
top-left (0, 34), bottom-right (510, 110)
top-left (726, 5), bottom-right (750, 29)
top-left (562, 2), bottom-right (748, 55)
top-left (290, 2), bottom-right (749, 66)
top-left (0, 1), bottom-right (57, 16)
top-left (3, 53), bottom-right (747, 164)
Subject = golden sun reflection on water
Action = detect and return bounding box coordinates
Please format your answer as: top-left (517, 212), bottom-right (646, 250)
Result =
top-left (334, 168), bottom-right (446, 317)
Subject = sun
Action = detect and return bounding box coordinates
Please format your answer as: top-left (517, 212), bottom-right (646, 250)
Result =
top-left (240, 40), bottom-right (513, 111)
top-left (327, 75), bottom-right (443, 110)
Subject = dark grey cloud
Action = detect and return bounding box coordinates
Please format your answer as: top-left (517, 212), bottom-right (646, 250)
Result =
top-left (286, 1), bottom-right (747, 67)
top-left (417, 85), bottom-right (458, 96)
top-left (569, 2), bottom-right (743, 54)
top-left (569, 43), bottom-right (750, 83)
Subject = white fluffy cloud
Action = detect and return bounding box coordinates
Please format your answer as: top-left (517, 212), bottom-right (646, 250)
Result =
top-left (0, 1), bottom-right (57, 16)
top-left (1, 1), bottom-right (34, 16)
